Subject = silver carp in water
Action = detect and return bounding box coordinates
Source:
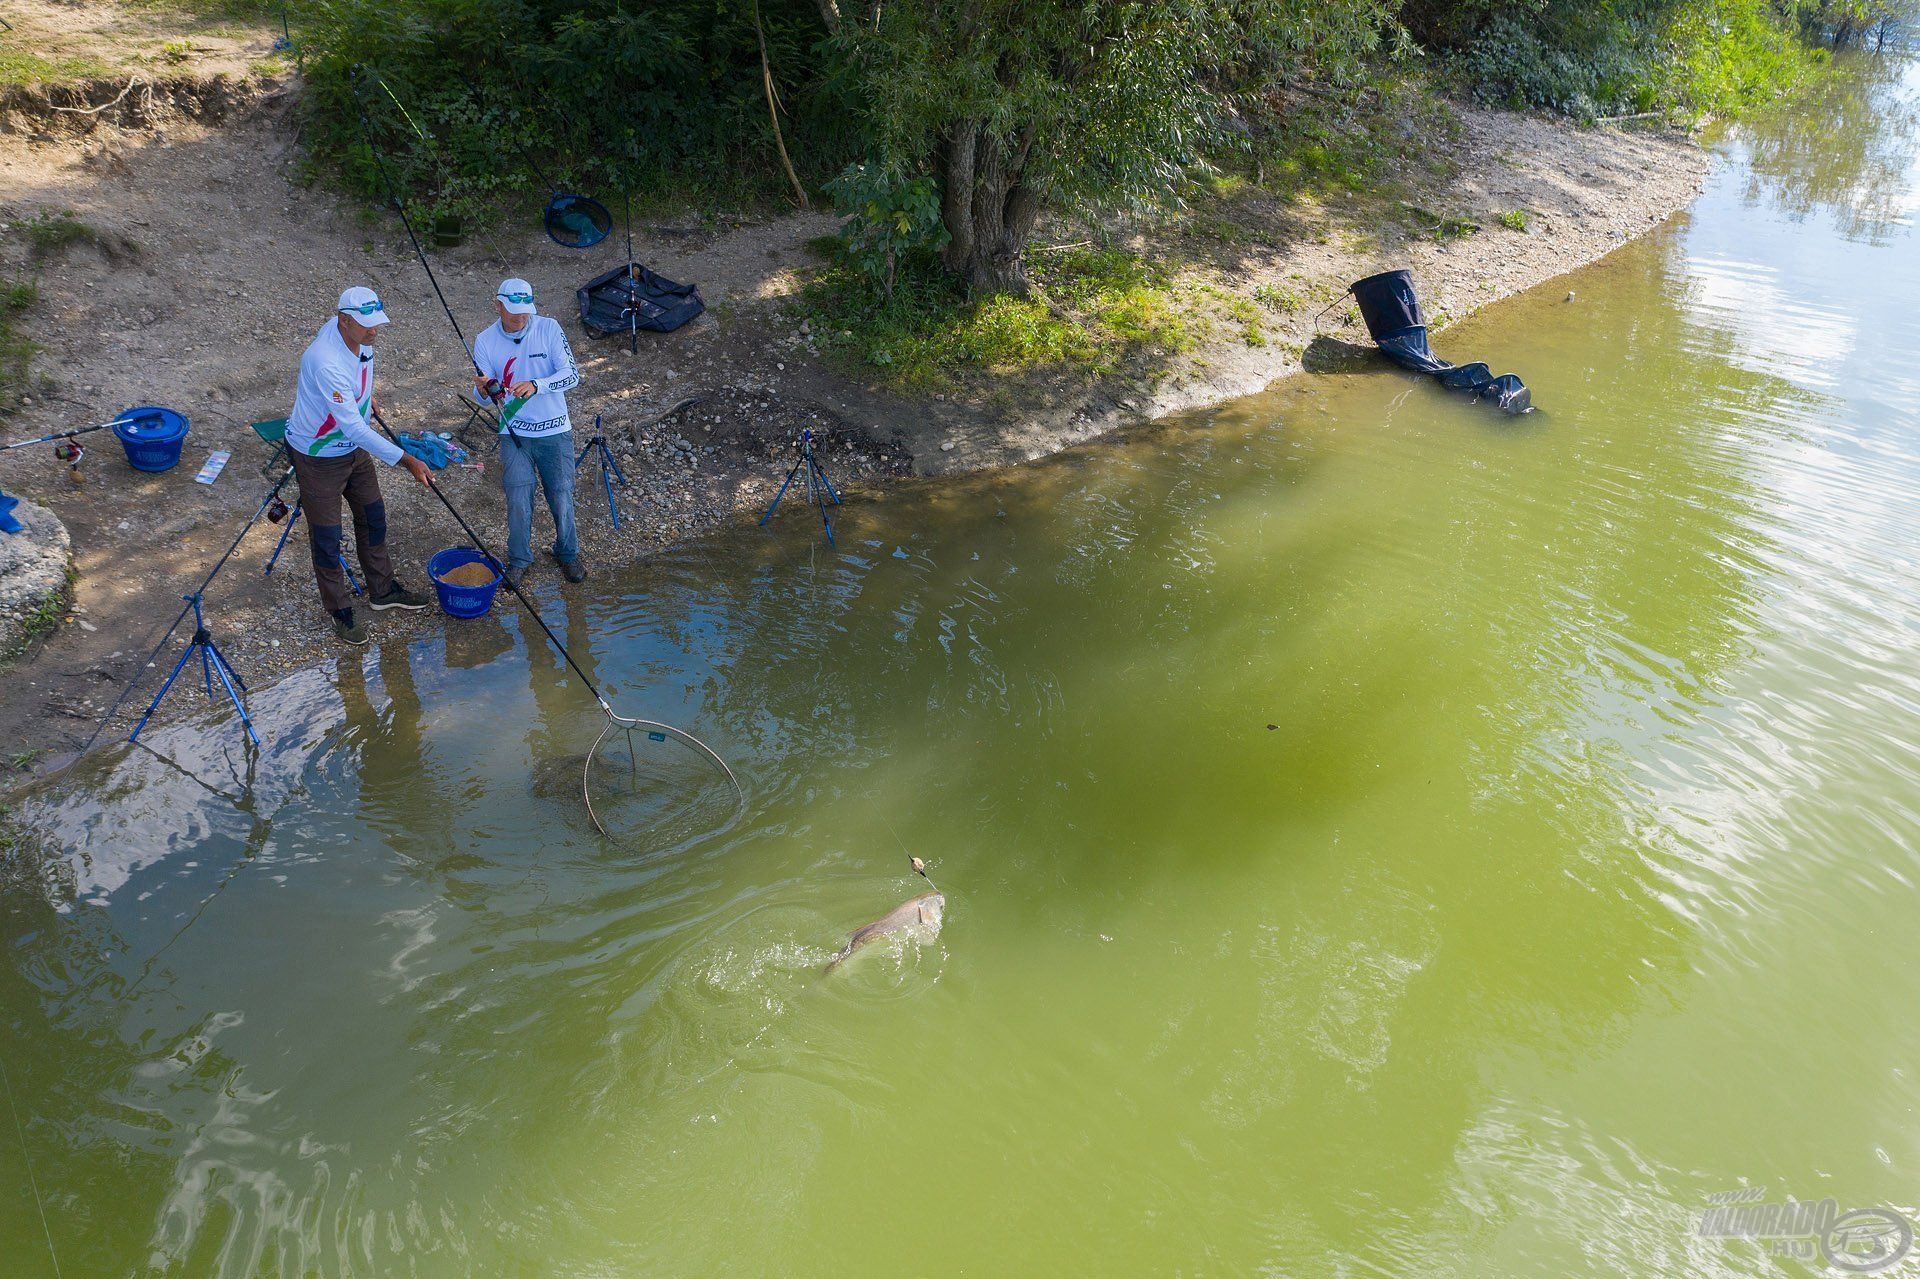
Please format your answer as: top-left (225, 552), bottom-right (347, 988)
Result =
top-left (824, 890), bottom-right (945, 972)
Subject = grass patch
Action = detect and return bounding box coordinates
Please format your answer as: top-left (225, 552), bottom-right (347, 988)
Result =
top-left (1253, 283), bottom-right (1303, 313)
top-left (3, 564), bottom-right (74, 667)
top-left (799, 246), bottom-right (1198, 393)
top-left (1399, 204), bottom-right (1481, 242)
top-left (14, 591), bottom-right (66, 651)
top-left (125, 0), bottom-right (278, 18)
top-left (1497, 208), bottom-right (1530, 232)
top-left (1251, 75), bottom-right (1462, 202)
top-left (0, 280), bottom-right (40, 412)
top-left (21, 211), bottom-right (97, 260)
top-left (1174, 73), bottom-right (1461, 253)
top-left (0, 49), bottom-right (113, 87)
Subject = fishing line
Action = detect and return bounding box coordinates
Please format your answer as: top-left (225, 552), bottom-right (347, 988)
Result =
top-left (369, 410), bottom-right (740, 835)
top-left (879, 811), bottom-right (936, 890)
top-left (374, 75), bottom-right (429, 142)
top-left (0, 1056), bottom-right (64, 1279)
top-left (347, 69), bottom-right (487, 385)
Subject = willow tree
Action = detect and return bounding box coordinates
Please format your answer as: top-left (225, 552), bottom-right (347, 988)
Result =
top-left (818, 1), bottom-right (1390, 296)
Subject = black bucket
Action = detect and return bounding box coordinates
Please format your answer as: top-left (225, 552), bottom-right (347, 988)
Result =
top-left (1349, 269), bottom-right (1425, 344)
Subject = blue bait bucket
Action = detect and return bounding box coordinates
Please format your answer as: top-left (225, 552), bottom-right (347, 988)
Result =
top-left (112, 405), bottom-right (190, 472)
top-left (428, 547), bottom-right (503, 619)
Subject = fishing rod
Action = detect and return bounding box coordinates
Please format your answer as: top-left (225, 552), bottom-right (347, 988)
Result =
top-left (1, 416), bottom-right (133, 451)
top-left (368, 410), bottom-right (739, 833)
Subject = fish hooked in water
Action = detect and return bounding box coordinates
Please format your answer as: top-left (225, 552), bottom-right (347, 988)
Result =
top-left (824, 890), bottom-right (945, 972)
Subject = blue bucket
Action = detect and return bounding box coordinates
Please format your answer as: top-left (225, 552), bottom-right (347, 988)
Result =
top-left (428, 547), bottom-right (503, 619)
top-left (111, 405), bottom-right (190, 472)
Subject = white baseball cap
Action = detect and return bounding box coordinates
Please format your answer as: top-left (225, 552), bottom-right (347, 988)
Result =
top-left (336, 285), bottom-right (390, 327)
top-left (496, 278), bottom-right (537, 315)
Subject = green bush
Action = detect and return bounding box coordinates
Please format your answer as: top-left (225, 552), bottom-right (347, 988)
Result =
top-left (824, 163), bottom-right (948, 300)
top-left (799, 246), bottom-right (1196, 392)
top-left (297, 0), bottom-right (863, 225)
top-left (1413, 0), bottom-right (1821, 118)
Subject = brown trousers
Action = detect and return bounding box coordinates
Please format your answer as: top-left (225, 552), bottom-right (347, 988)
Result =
top-left (288, 449), bottom-right (396, 615)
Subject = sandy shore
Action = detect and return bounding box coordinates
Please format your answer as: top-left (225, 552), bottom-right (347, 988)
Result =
top-left (0, 74), bottom-right (1706, 786)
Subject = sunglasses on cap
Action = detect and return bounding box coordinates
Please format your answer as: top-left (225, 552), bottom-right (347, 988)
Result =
top-left (498, 291), bottom-right (534, 304)
top-left (340, 300), bottom-right (386, 316)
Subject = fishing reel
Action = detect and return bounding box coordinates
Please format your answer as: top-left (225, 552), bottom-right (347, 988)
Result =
top-left (266, 496), bottom-right (292, 524)
top-left (53, 440), bottom-right (85, 484)
top-left (481, 377), bottom-right (506, 405)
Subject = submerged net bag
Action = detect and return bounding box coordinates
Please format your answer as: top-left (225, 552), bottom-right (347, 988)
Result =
top-left (544, 193), bottom-right (613, 249)
top-left (1349, 269), bottom-right (1532, 414)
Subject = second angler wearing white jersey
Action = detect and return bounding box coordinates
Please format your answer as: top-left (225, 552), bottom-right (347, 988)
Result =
top-left (471, 312), bottom-right (580, 439)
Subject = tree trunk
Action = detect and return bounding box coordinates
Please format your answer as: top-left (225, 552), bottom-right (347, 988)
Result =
top-left (937, 123), bottom-right (1042, 297)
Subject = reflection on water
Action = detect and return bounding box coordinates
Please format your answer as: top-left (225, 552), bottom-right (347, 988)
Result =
top-left (5, 53), bottom-right (1920, 1279)
top-left (1737, 49), bottom-right (1920, 241)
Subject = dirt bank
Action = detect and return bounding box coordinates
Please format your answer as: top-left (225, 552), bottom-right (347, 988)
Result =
top-left (0, 73), bottom-right (1706, 788)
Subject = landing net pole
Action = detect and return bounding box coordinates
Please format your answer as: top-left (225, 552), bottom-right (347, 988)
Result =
top-left (370, 410), bottom-right (739, 831)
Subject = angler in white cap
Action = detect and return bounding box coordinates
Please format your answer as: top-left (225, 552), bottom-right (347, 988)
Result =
top-left (285, 286), bottom-right (434, 645)
top-left (471, 277), bottom-right (585, 587)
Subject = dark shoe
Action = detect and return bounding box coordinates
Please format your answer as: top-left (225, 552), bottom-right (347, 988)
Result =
top-left (369, 580), bottom-right (429, 611)
top-left (559, 557), bottom-right (587, 584)
top-left (332, 610), bottom-right (369, 646)
top-left (502, 564), bottom-right (528, 590)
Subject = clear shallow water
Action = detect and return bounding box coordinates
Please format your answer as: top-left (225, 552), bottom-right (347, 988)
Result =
top-left (6, 55), bottom-right (1920, 1278)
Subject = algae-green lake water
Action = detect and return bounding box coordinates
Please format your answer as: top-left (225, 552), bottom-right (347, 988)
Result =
top-left (6, 55), bottom-right (1920, 1278)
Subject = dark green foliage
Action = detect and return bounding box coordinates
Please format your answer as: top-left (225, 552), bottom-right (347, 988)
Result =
top-left (843, 0), bottom-right (1396, 292)
top-left (824, 163), bottom-right (947, 298)
top-left (297, 0), bottom-right (863, 222)
top-left (293, 0), bottom-right (1851, 292)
